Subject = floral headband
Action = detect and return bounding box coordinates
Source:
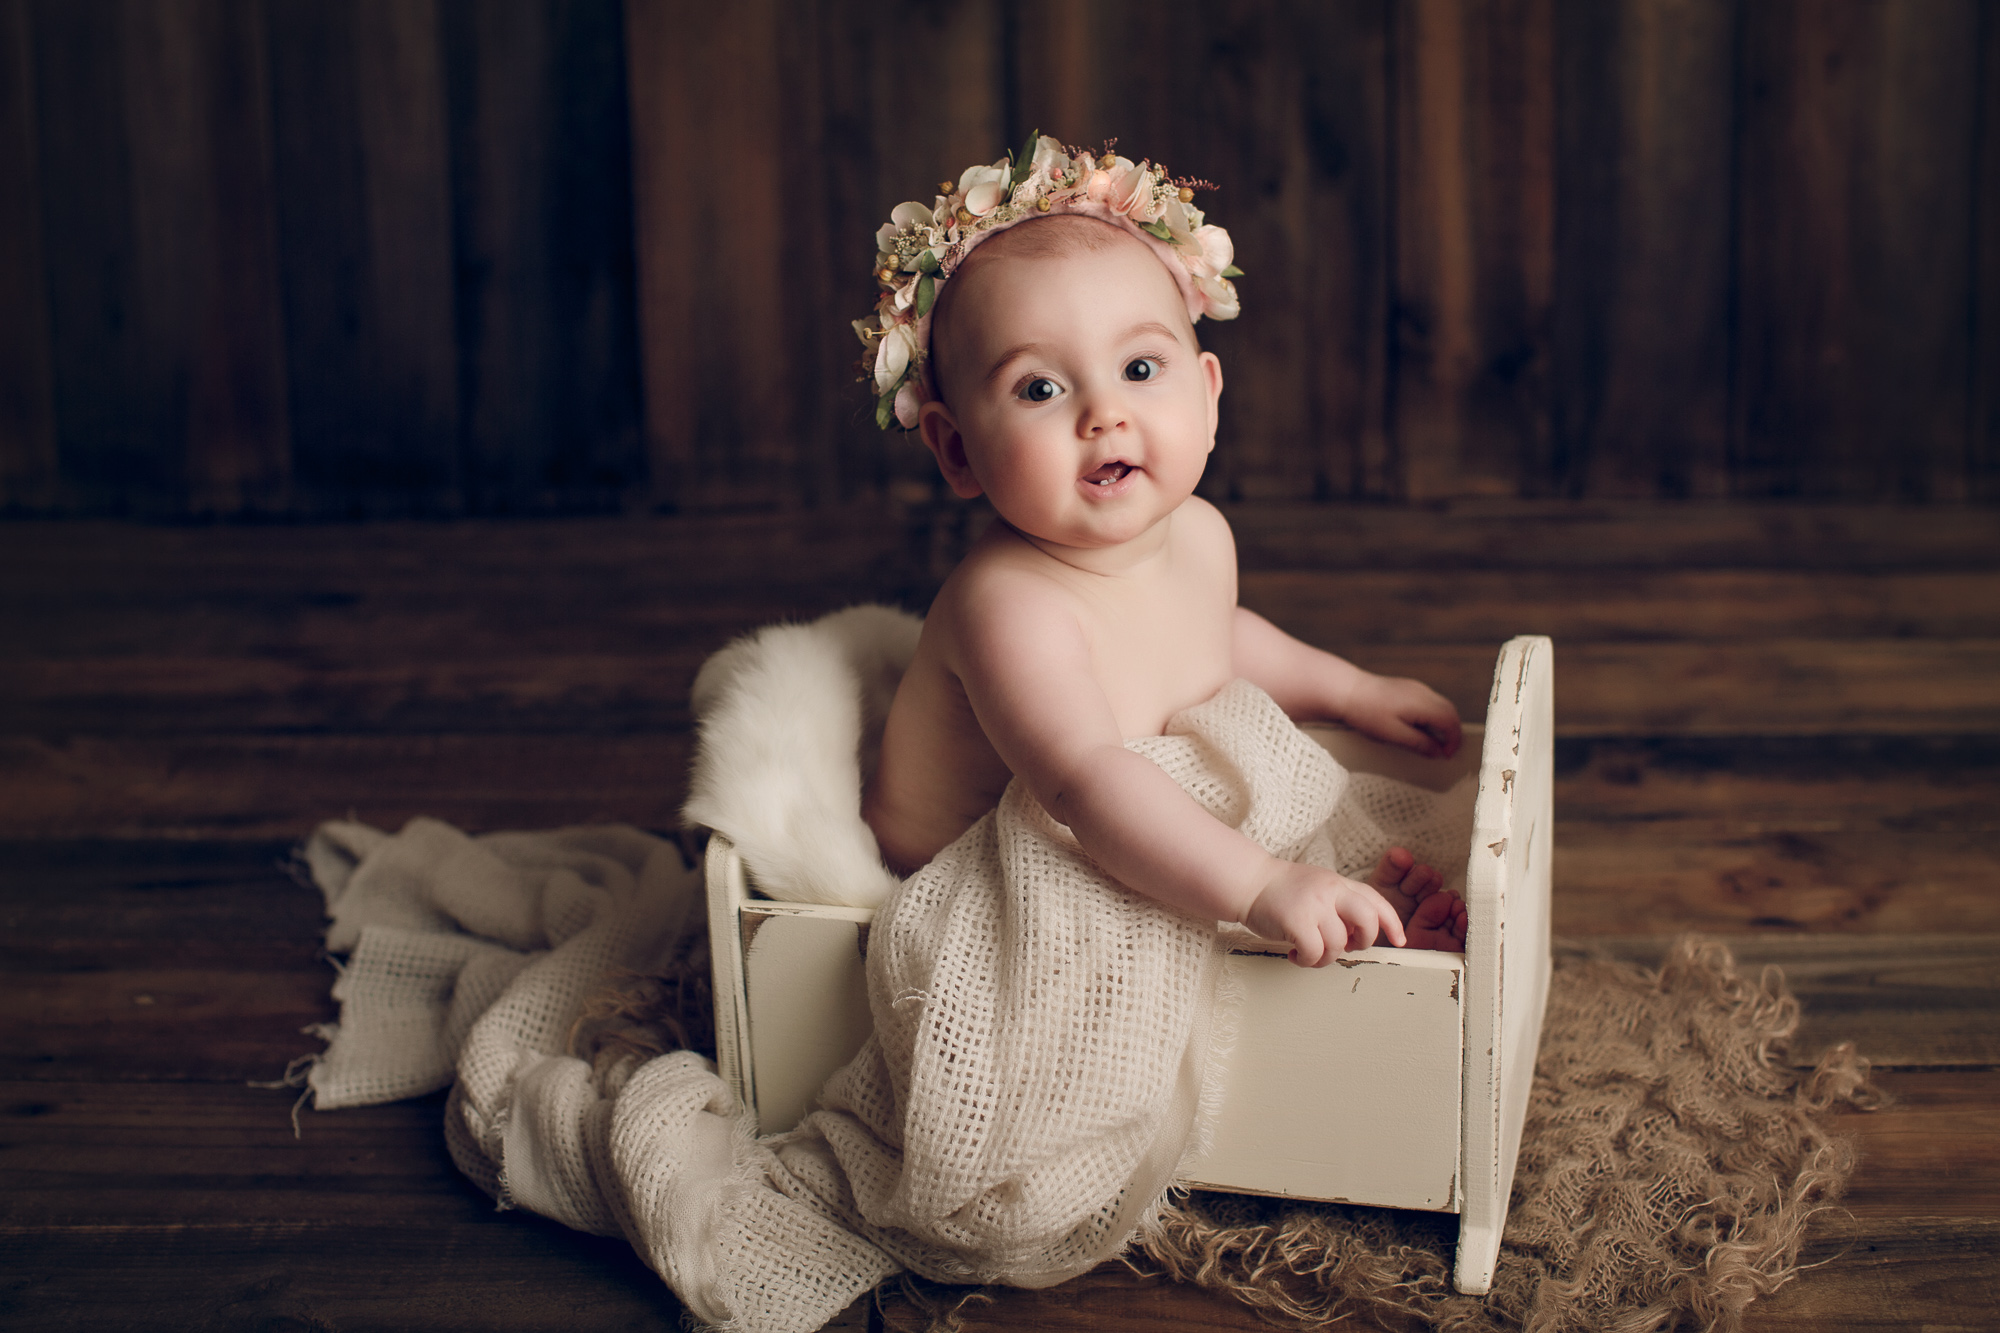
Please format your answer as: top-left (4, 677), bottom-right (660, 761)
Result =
top-left (856, 133), bottom-right (1243, 429)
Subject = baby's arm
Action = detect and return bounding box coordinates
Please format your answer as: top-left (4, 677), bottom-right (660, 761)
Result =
top-left (952, 582), bottom-right (1404, 966)
top-left (1232, 608), bottom-right (1462, 758)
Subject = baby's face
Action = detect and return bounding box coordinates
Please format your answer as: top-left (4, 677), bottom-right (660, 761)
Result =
top-left (919, 230), bottom-right (1222, 556)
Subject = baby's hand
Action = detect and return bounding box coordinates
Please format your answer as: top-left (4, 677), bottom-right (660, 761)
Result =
top-left (1343, 672), bottom-right (1462, 758)
top-left (1243, 859), bottom-right (1406, 967)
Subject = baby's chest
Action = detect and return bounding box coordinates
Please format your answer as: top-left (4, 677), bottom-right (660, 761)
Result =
top-left (1083, 592), bottom-right (1235, 736)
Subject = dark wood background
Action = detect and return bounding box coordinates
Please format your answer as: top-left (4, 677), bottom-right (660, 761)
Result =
top-left (5, 5), bottom-right (2000, 1327)
top-left (2, 0), bottom-right (1996, 518)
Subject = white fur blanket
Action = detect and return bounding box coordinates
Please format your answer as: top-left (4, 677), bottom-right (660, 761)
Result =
top-left (300, 608), bottom-right (1463, 1333)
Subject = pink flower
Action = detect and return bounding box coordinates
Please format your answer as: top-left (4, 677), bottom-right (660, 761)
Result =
top-left (1190, 224), bottom-right (1234, 279)
top-left (1107, 157), bottom-right (1153, 218)
top-left (1085, 153), bottom-right (1133, 203)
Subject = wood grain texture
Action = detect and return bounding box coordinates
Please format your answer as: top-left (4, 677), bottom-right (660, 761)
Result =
top-left (1242, 568), bottom-right (2000, 642)
top-left (1394, 0), bottom-right (1557, 501)
top-left (439, 0), bottom-right (644, 514)
top-left (1553, 823), bottom-right (2000, 937)
top-left (1735, 0), bottom-right (1983, 501)
top-left (6, 500), bottom-right (1996, 605)
top-left (29, 0), bottom-right (173, 513)
top-left (1551, 0), bottom-right (1733, 499)
top-left (1977, 0), bottom-right (2000, 502)
top-left (1579, 937), bottom-right (2000, 1070)
top-left (0, 0), bottom-right (56, 511)
top-left (29, 0), bottom-right (296, 516)
top-left (0, 733), bottom-right (690, 840)
top-left (1337, 638), bottom-right (2000, 738)
top-left (11, 3), bottom-right (2000, 514)
top-left (4, 638), bottom-right (1996, 749)
top-left (266, 0), bottom-right (460, 514)
top-left (121, 0), bottom-right (293, 515)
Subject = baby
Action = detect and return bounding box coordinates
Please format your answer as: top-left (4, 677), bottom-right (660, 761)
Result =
top-left (859, 138), bottom-right (1467, 965)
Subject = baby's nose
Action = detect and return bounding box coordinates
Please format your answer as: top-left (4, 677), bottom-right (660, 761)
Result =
top-left (1076, 386), bottom-right (1130, 435)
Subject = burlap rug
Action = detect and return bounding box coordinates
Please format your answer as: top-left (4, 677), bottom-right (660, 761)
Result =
top-left (591, 934), bottom-right (1877, 1333)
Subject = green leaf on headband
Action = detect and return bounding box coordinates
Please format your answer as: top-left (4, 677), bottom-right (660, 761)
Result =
top-left (1221, 264), bottom-right (1244, 278)
top-left (1139, 220), bottom-right (1174, 242)
top-left (916, 248), bottom-right (940, 274)
top-left (915, 273), bottom-right (935, 318)
top-left (875, 385), bottom-right (898, 429)
top-left (1009, 128), bottom-right (1039, 191)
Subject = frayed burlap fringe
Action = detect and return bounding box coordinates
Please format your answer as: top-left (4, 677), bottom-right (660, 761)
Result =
top-left (1124, 936), bottom-right (1882, 1333)
top-left (569, 926), bottom-right (716, 1080)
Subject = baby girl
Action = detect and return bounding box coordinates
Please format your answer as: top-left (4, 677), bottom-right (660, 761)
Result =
top-left (858, 136), bottom-right (1468, 964)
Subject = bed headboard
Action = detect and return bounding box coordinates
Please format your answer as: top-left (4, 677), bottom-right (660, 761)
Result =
top-left (1455, 634), bottom-right (1556, 1293)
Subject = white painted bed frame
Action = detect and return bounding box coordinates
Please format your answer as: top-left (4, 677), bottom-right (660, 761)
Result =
top-left (704, 636), bottom-right (1552, 1294)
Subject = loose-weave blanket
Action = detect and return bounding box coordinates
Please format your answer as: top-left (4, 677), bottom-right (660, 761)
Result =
top-left (302, 679), bottom-right (1455, 1333)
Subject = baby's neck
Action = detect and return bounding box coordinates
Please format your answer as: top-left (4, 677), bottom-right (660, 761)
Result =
top-left (998, 508), bottom-right (1179, 579)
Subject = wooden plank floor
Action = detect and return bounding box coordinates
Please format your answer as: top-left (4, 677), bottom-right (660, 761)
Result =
top-left (2, 501), bottom-right (1996, 1331)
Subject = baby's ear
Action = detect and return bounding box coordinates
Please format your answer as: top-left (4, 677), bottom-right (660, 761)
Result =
top-left (917, 401), bottom-right (984, 499)
top-left (1200, 350), bottom-right (1224, 441)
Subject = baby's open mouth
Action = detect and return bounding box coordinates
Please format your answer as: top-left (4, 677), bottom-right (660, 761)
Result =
top-left (1085, 461), bottom-right (1132, 487)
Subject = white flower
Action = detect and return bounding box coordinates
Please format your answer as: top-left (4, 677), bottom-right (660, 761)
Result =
top-left (1195, 274), bottom-right (1239, 321)
top-left (1162, 197), bottom-right (1197, 250)
top-left (875, 221), bottom-right (900, 252)
top-left (873, 322), bottom-right (916, 393)
top-left (958, 161), bottom-right (1009, 216)
top-left (890, 200), bottom-right (934, 231)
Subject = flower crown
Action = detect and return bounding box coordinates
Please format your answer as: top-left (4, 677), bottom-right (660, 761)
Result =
top-left (856, 132), bottom-right (1243, 430)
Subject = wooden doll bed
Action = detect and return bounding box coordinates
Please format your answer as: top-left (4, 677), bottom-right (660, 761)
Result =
top-left (699, 635), bottom-right (1552, 1294)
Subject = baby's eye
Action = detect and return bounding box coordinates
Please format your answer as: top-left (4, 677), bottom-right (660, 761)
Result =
top-left (1018, 377), bottom-right (1064, 403)
top-left (1124, 357), bottom-right (1161, 382)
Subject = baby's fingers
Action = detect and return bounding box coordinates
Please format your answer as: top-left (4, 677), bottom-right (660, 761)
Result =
top-left (1376, 897), bottom-right (1407, 949)
top-left (1377, 716), bottom-right (1449, 758)
top-left (1415, 713), bottom-right (1463, 759)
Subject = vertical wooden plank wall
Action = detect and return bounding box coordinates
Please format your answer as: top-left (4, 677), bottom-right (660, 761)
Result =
top-left (0, 0), bottom-right (56, 509)
top-left (441, 0), bottom-right (642, 514)
top-left (5, 0), bottom-right (641, 518)
top-left (1736, 0), bottom-right (1983, 501)
top-left (1394, 0), bottom-right (1556, 502)
top-left (266, 0), bottom-right (459, 513)
top-left (1551, 0), bottom-right (1735, 499)
top-left (1973, 1), bottom-right (2000, 502)
top-left (625, 0), bottom-right (1012, 510)
top-left (1, 0), bottom-right (1995, 516)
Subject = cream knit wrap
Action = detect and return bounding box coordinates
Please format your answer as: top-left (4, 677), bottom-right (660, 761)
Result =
top-left (303, 680), bottom-right (1430, 1333)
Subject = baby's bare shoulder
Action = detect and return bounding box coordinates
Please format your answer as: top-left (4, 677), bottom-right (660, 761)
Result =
top-left (927, 535), bottom-right (1082, 654)
top-left (1173, 495), bottom-right (1236, 558)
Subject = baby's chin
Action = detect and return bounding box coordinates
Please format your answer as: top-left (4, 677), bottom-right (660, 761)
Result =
top-left (1001, 499), bottom-right (1186, 555)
